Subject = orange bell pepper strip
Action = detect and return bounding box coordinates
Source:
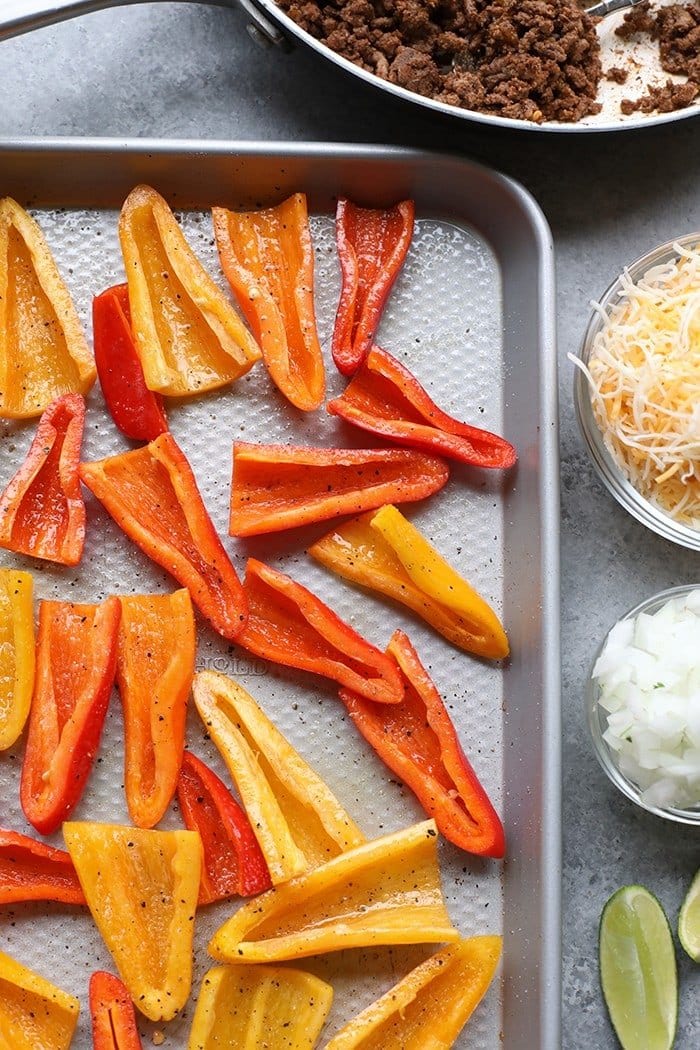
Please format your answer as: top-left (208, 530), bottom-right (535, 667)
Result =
top-left (0, 828), bottom-right (85, 905)
top-left (332, 198), bottom-right (414, 376)
top-left (325, 936), bottom-right (502, 1049)
top-left (229, 442), bottom-right (449, 537)
top-left (20, 596), bottom-right (121, 836)
top-left (63, 822), bottom-right (202, 1022)
top-left (327, 345), bottom-right (518, 468)
top-left (209, 819), bottom-right (458, 964)
top-left (0, 948), bottom-right (80, 1050)
top-left (177, 751), bottom-right (271, 904)
top-left (213, 193), bottom-right (325, 412)
top-left (239, 559), bottom-right (404, 705)
top-left (340, 630), bottom-right (505, 858)
top-left (0, 568), bottom-right (34, 751)
top-left (0, 393), bottom-right (86, 565)
top-left (90, 971), bottom-right (143, 1050)
top-left (309, 504), bottom-right (509, 659)
top-left (93, 284), bottom-right (168, 442)
top-left (193, 670), bottom-right (364, 886)
top-left (116, 589), bottom-right (196, 828)
top-left (79, 433), bottom-right (248, 641)
top-left (0, 197), bottom-right (95, 419)
top-left (119, 184), bottom-right (261, 397)
top-left (189, 964), bottom-right (333, 1050)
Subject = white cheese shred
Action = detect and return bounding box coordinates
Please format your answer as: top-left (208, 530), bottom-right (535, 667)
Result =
top-left (572, 242), bottom-right (700, 526)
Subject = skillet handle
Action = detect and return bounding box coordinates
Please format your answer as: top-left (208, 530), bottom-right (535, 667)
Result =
top-left (0, 0), bottom-right (288, 43)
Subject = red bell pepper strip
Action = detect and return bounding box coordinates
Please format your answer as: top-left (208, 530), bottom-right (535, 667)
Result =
top-left (89, 971), bottom-right (143, 1050)
top-left (327, 346), bottom-right (518, 469)
top-left (93, 284), bottom-right (168, 442)
top-left (19, 597), bottom-right (121, 836)
top-left (332, 198), bottom-right (415, 376)
top-left (79, 433), bottom-right (248, 641)
top-left (339, 629), bottom-right (505, 858)
top-left (239, 558), bottom-right (404, 705)
top-left (0, 829), bottom-right (85, 905)
top-left (176, 751), bottom-right (271, 905)
top-left (0, 393), bottom-right (86, 565)
top-left (229, 441), bottom-right (449, 537)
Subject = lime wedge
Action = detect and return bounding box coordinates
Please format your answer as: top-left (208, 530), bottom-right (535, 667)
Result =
top-left (678, 868), bottom-right (700, 962)
top-left (599, 885), bottom-right (677, 1050)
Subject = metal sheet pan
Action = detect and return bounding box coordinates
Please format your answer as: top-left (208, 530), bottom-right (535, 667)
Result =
top-left (0, 140), bottom-right (560, 1048)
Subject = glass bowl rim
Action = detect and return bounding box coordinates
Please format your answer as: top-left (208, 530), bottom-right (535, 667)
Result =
top-left (573, 232), bottom-right (700, 551)
top-left (586, 583), bottom-right (700, 825)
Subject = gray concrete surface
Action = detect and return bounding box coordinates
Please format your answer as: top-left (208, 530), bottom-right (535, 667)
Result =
top-left (1, 4), bottom-right (699, 1046)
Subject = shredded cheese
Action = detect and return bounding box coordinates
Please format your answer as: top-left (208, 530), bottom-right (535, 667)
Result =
top-left (572, 242), bottom-right (700, 526)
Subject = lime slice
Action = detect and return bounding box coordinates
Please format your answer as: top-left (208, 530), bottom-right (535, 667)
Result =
top-left (599, 885), bottom-right (677, 1050)
top-left (678, 868), bottom-right (700, 962)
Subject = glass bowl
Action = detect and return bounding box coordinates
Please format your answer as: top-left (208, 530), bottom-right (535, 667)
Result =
top-left (573, 233), bottom-right (700, 551)
top-left (586, 584), bottom-right (700, 825)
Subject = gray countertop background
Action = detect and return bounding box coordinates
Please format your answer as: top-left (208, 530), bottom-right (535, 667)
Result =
top-left (1, 5), bottom-right (699, 1046)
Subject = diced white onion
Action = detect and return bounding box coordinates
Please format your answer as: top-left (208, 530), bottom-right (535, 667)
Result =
top-left (593, 589), bottom-right (700, 809)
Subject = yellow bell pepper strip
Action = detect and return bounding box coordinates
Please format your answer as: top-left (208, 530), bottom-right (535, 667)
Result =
top-left (79, 433), bottom-right (248, 641)
top-left (193, 670), bottom-right (365, 886)
top-left (229, 442), bottom-right (449, 537)
top-left (188, 964), bottom-right (333, 1050)
top-left (332, 198), bottom-right (415, 376)
top-left (119, 184), bottom-right (261, 397)
top-left (309, 504), bottom-right (509, 660)
top-left (208, 819), bottom-right (458, 964)
top-left (0, 828), bottom-right (85, 905)
top-left (0, 948), bottom-right (80, 1050)
top-left (0, 196), bottom-right (95, 419)
top-left (340, 630), bottom-right (505, 859)
top-left (63, 821), bottom-right (202, 1022)
top-left (177, 751), bottom-right (272, 905)
top-left (0, 393), bottom-right (86, 565)
top-left (324, 936), bottom-right (502, 1050)
top-left (0, 568), bottom-right (34, 751)
top-left (20, 596), bottom-right (122, 836)
top-left (239, 559), bottom-right (404, 705)
top-left (327, 345), bottom-right (518, 469)
top-left (116, 589), bottom-right (196, 829)
top-left (213, 194), bottom-right (326, 412)
top-left (90, 971), bottom-right (144, 1050)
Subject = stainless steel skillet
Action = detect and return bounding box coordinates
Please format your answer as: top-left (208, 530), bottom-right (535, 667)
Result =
top-left (2, 0), bottom-right (699, 132)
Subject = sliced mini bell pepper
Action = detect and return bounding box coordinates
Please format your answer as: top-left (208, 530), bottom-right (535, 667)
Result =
top-left (0, 196), bottom-right (95, 419)
top-left (239, 559), bottom-right (404, 705)
top-left (229, 442), bottom-right (449, 537)
top-left (177, 750), bottom-right (271, 905)
top-left (0, 948), bottom-right (80, 1050)
top-left (209, 819), bottom-right (458, 964)
top-left (189, 964), bottom-right (333, 1050)
top-left (20, 596), bottom-right (121, 836)
top-left (93, 283), bottom-right (168, 442)
top-left (325, 936), bottom-right (502, 1050)
top-left (0, 828), bottom-right (85, 905)
top-left (213, 194), bottom-right (325, 412)
top-left (309, 504), bottom-right (509, 660)
top-left (63, 821), bottom-right (202, 1022)
top-left (79, 433), bottom-right (248, 641)
top-left (90, 971), bottom-right (143, 1050)
top-left (119, 184), bottom-right (261, 397)
top-left (116, 589), bottom-right (196, 829)
top-left (327, 346), bottom-right (518, 468)
top-left (0, 568), bottom-right (34, 751)
top-left (0, 393), bottom-right (86, 565)
top-left (340, 630), bottom-right (505, 858)
top-left (332, 198), bottom-right (414, 376)
top-left (193, 670), bottom-right (364, 886)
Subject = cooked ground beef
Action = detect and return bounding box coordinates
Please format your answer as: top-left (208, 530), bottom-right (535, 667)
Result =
top-left (618, 1), bottom-right (700, 114)
top-left (620, 78), bottom-right (698, 113)
top-left (279, 0), bottom-right (603, 122)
